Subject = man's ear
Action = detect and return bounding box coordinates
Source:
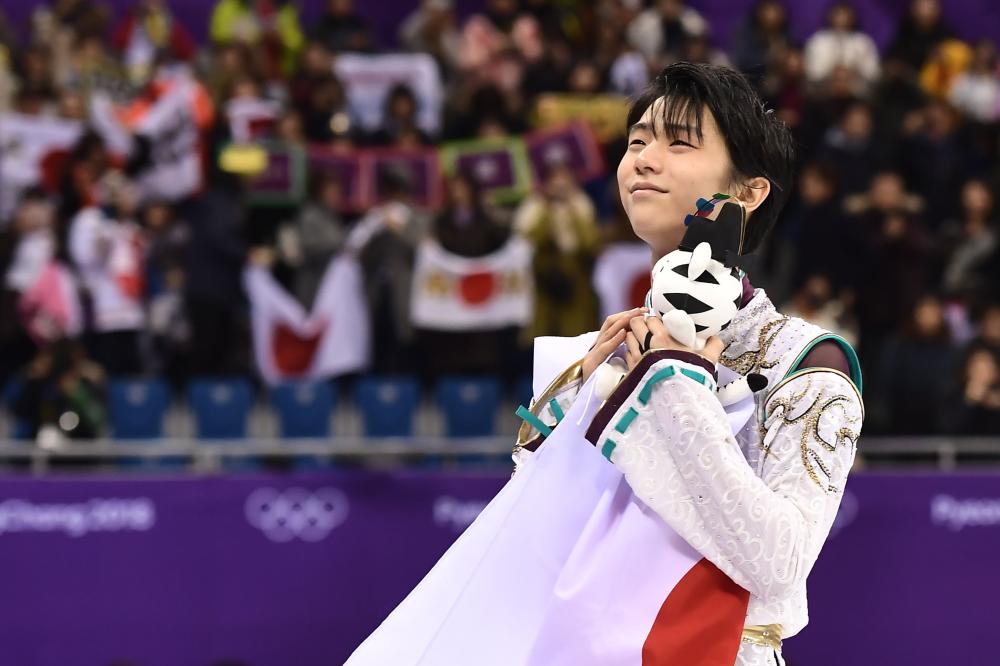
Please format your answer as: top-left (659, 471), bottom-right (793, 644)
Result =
top-left (739, 177), bottom-right (771, 214)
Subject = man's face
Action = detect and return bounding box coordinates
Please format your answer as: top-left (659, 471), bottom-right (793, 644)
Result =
top-left (617, 98), bottom-right (735, 258)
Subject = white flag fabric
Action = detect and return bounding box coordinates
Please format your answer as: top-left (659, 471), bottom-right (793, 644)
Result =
top-left (90, 68), bottom-right (207, 202)
top-left (347, 334), bottom-right (757, 665)
top-left (0, 113), bottom-right (82, 218)
top-left (592, 242), bottom-right (652, 319)
top-left (245, 254), bottom-right (370, 385)
top-left (334, 53), bottom-right (443, 135)
top-left (410, 238), bottom-right (534, 331)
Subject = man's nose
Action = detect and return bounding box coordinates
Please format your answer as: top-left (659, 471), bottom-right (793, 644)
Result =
top-left (634, 145), bottom-right (662, 173)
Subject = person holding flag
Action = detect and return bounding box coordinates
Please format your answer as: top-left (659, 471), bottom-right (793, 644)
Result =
top-left (348, 62), bottom-right (864, 666)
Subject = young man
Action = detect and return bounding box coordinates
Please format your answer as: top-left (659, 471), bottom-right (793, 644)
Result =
top-left (349, 63), bottom-right (863, 666)
top-left (514, 62), bottom-right (863, 665)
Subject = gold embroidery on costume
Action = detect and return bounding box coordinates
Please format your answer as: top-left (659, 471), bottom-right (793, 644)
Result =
top-left (765, 381), bottom-right (860, 492)
top-left (721, 315), bottom-right (789, 375)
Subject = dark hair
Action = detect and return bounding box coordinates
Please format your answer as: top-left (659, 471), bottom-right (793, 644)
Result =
top-left (625, 62), bottom-right (795, 254)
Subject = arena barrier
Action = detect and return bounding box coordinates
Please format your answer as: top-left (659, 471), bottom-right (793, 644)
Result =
top-left (0, 470), bottom-right (995, 665)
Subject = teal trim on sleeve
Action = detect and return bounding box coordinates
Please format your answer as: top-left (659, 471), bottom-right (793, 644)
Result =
top-left (615, 407), bottom-right (639, 434)
top-left (601, 439), bottom-right (617, 460)
top-left (548, 398), bottom-right (565, 423)
top-left (787, 334), bottom-right (863, 394)
top-left (637, 364), bottom-right (715, 406)
top-left (638, 366), bottom-right (676, 405)
top-left (515, 405), bottom-right (552, 437)
top-left (680, 368), bottom-right (707, 385)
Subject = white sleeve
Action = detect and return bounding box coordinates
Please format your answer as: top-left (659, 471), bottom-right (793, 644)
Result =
top-left (591, 358), bottom-right (863, 602)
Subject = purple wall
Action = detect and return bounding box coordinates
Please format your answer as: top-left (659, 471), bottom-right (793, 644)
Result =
top-left (0, 470), bottom-right (995, 665)
top-left (3, 0), bottom-right (999, 53)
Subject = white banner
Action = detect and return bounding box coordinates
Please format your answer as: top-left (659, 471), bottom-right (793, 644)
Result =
top-left (334, 53), bottom-right (443, 135)
top-left (410, 238), bottom-right (533, 331)
top-left (592, 242), bottom-right (652, 319)
top-left (245, 254), bottom-right (370, 385)
top-left (90, 69), bottom-right (206, 202)
top-left (0, 113), bottom-right (82, 218)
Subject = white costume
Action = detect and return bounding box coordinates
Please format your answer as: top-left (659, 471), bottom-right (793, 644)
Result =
top-left (514, 289), bottom-right (864, 665)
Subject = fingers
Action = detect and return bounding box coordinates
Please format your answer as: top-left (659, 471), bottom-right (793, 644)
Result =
top-left (645, 314), bottom-right (670, 340)
top-left (594, 328), bottom-right (627, 357)
top-left (629, 314), bottom-right (650, 340)
top-left (625, 331), bottom-right (641, 368)
top-left (596, 307), bottom-right (644, 345)
top-left (703, 336), bottom-right (725, 364)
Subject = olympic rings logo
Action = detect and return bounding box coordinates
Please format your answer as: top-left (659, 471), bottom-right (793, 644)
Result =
top-left (244, 487), bottom-right (349, 543)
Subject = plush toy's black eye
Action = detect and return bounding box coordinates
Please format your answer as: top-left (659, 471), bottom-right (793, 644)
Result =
top-left (694, 271), bottom-right (719, 285)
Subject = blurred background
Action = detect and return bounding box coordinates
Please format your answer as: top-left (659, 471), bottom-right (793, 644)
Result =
top-left (0, 0), bottom-right (997, 664)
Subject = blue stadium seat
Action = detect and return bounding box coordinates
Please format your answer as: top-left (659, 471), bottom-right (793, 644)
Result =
top-left (270, 381), bottom-right (335, 438)
top-left (1, 379), bottom-right (30, 440)
top-left (353, 376), bottom-right (420, 437)
top-left (187, 378), bottom-right (253, 439)
top-left (436, 376), bottom-right (501, 438)
top-left (108, 378), bottom-right (170, 439)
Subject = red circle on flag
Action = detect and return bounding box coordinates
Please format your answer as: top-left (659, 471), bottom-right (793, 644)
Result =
top-left (273, 322), bottom-right (327, 375)
top-left (459, 271), bottom-right (496, 305)
top-left (629, 271), bottom-right (651, 309)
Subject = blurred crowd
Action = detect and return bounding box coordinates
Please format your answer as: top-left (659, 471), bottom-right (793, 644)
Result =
top-left (0, 0), bottom-right (998, 439)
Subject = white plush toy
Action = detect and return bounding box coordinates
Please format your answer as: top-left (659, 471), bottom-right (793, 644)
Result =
top-left (648, 240), bottom-right (743, 351)
top-left (593, 195), bottom-right (768, 406)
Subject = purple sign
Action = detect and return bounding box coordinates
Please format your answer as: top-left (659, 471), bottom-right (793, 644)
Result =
top-left (0, 471), bottom-right (995, 665)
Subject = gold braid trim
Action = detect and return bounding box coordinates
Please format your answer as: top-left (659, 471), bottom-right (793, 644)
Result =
top-left (764, 377), bottom-right (861, 492)
top-left (721, 315), bottom-right (789, 376)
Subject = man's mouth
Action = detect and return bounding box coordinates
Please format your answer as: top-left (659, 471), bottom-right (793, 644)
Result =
top-left (630, 182), bottom-right (668, 194)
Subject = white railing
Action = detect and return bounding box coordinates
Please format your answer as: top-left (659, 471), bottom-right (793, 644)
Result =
top-left (0, 436), bottom-right (997, 473)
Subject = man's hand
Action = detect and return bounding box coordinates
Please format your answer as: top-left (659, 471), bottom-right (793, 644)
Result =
top-left (581, 307), bottom-right (646, 383)
top-left (624, 314), bottom-right (724, 371)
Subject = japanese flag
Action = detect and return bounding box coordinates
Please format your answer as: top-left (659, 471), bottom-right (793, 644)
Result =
top-left (245, 254), bottom-right (370, 385)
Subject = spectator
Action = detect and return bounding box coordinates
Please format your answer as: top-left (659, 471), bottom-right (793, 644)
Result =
top-left (13, 339), bottom-right (106, 441)
top-left (730, 0), bottom-right (791, 79)
top-left (887, 0), bottom-right (952, 75)
top-left (940, 179), bottom-right (998, 300)
top-left (944, 347), bottom-right (1000, 435)
top-left (782, 161), bottom-right (852, 289)
top-left (949, 39), bottom-right (1000, 124)
top-left (416, 172), bottom-right (515, 379)
top-left (514, 164), bottom-right (599, 339)
top-left (348, 169), bottom-right (429, 374)
top-left (368, 84), bottom-right (432, 147)
top-left (209, 0), bottom-right (304, 78)
top-left (68, 172), bottom-right (146, 376)
top-left (873, 294), bottom-right (957, 434)
top-left (803, 2), bottom-right (880, 92)
top-left (301, 74), bottom-right (352, 144)
top-left (626, 0), bottom-right (708, 65)
top-left (399, 0), bottom-right (461, 74)
top-left (311, 0), bottom-right (373, 54)
top-left (277, 174), bottom-right (347, 309)
top-left (177, 172), bottom-right (249, 377)
top-left (844, 171), bottom-right (929, 356)
top-left (897, 99), bottom-right (968, 224)
top-left (111, 0), bottom-right (196, 86)
top-left (782, 274), bottom-right (858, 348)
top-left (761, 46), bottom-right (807, 133)
top-left (818, 101), bottom-right (886, 194)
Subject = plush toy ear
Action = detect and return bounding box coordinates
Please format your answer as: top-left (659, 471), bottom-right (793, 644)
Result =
top-left (688, 242), bottom-right (713, 280)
